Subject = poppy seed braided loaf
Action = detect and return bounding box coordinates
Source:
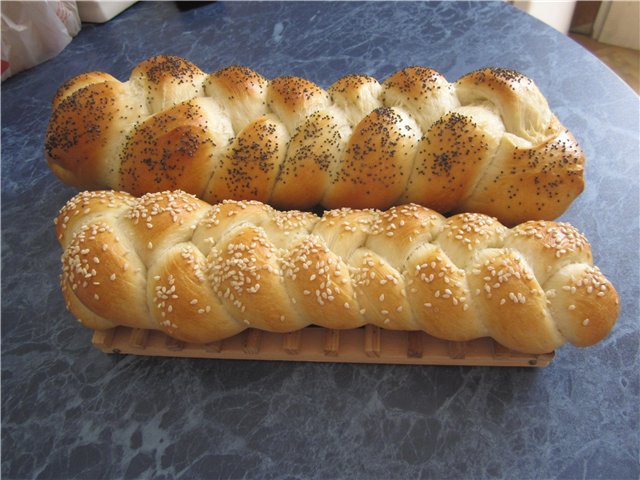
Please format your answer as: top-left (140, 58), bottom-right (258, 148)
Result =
top-left (46, 56), bottom-right (585, 226)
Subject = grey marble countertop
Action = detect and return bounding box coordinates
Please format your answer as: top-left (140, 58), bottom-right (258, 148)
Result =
top-left (2, 1), bottom-right (638, 479)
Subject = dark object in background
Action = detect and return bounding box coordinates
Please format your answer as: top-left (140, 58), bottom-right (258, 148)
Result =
top-left (175, 2), bottom-right (214, 11)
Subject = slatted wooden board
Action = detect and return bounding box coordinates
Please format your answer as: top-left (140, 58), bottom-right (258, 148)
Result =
top-left (91, 325), bottom-right (554, 367)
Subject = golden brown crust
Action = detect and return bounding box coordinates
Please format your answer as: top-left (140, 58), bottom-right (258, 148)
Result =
top-left (209, 225), bottom-right (305, 332)
top-left (328, 74), bottom-right (383, 126)
top-left (283, 235), bottom-right (365, 329)
top-left (383, 66), bottom-right (460, 131)
top-left (504, 220), bottom-right (592, 284)
top-left (545, 264), bottom-right (619, 347)
top-left (61, 278), bottom-right (117, 331)
top-left (118, 99), bottom-right (223, 197)
top-left (204, 66), bottom-right (269, 132)
top-left (57, 191), bottom-right (618, 354)
top-left (61, 218), bottom-right (152, 329)
top-left (203, 114), bottom-right (289, 204)
top-left (207, 65), bottom-right (268, 99)
top-left (456, 67), bottom-right (553, 142)
top-left (436, 213), bottom-right (508, 268)
top-left (467, 249), bottom-right (564, 354)
top-left (123, 190), bottom-right (210, 265)
top-left (406, 245), bottom-right (486, 340)
top-left (365, 204), bottom-right (445, 268)
top-left (55, 189), bottom-right (134, 245)
top-left (51, 71), bottom-right (118, 110)
top-left (322, 107), bottom-right (419, 209)
top-left (457, 128), bottom-right (585, 226)
top-left (269, 109), bottom-right (347, 209)
top-left (129, 55), bottom-right (206, 113)
top-left (402, 111), bottom-right (498, 212)
top-left (147, 244), bottom-right (243, 342)
top-left (351, 248), bottom-right (417, 330)
top-left (267, 76), bottom-right (331, 134)
top-left (45, 81), bottom-right (146, 188)
top-left (46, 59), bottom-right (585, 225)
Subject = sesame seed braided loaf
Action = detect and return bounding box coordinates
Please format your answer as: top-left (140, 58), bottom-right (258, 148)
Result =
top-left (56, 190), bottom-right (618, 355)
top-left (46, 55), bottom-right (584, 226)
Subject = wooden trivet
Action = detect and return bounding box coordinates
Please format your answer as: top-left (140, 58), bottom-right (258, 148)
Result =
top-left (91, 325), bottom-right (554, 367)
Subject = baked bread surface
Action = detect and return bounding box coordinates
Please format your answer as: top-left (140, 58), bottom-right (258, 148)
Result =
top-left (46, 56), bottom-right (585, 225)
top-left (56, 190), bottom-right (618, 354)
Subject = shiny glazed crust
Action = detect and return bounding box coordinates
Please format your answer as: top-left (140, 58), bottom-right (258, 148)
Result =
top-left (45, 56), bottom-right (585, 226)
top-left (56, 190), bottom-right (618, 354)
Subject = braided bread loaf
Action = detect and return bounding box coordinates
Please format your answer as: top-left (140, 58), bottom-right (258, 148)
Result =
top-left (46, 56), bottom-right (585, 226)
top-left (56, 190), bottom-right (618, 354)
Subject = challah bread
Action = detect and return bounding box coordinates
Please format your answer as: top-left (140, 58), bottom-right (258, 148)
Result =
top-left (56, 190), bottom-right (618, 354)
top-left (46, 56), bottom-right (585, 226)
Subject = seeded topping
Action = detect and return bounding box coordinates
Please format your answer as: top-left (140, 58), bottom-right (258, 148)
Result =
top-left (461, 67), bottom-right (531, 92)
top-left (128, 190), bottom-right (203, 231)
top-left (383, 66), bottom-right (448, 99)
top-left (47, 59), bottom-right (584, 227)
top-left (119, 100), bottom-right (217, 194)
top-left (329, 74), bottom-right (378, 95)
top-left (269, 76), bottom-right (327, 108)
top-left (337, 107), bottom-right (417, 190)
top-left (58, 193), bottom-right (613, 346)
top-left (136, 55), bottom-right (203, 86)
top-left (512, 221), bottom-right (589, 257)
top-left (51, 48), bottom-right (608, 354)
top-left (209, 65), bottom-right (267, 96)
top-left (441, 213), bottom-right (504, 252)
top-left (416, 112), bottom-right (487, 180)
top-left (55, 191), bottom-right (618, 353)
top-left (55, 190), bottom-right (135, 240)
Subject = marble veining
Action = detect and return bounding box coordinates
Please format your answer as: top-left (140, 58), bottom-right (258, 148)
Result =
top-left (1, 1), bottom-right (638, 479)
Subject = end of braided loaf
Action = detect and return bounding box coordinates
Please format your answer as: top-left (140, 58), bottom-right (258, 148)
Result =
top-left (56, 190), bottom-right (618, 354)
top-left (45, 55), bottom-right (585, 225)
